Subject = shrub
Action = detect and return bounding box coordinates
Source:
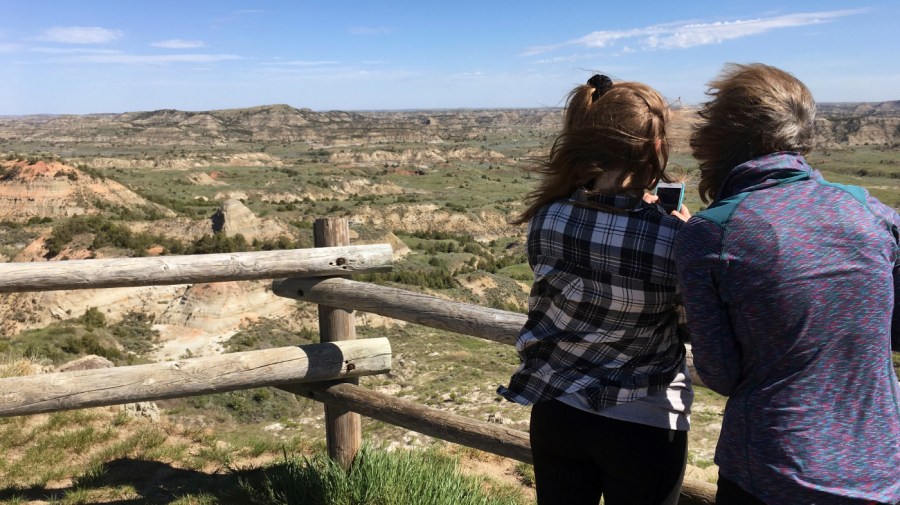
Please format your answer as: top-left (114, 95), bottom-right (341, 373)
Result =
top-left (45, 215), bottom-right (184, 258)
top-left (61, 333), bottom-right (122, 361)
top-left (242, 446), bottom-right (529, 505)
top-left (110, 311), bottom-right (160, 356)
top-left (225, 322), bottom-right (317, 352)
top-left (189, 232), bottom-right (249, 254)
top-left (26, 216), bottom-right (52, 225)
top-left (356, 266), bottom-right (456, 290)
top-left (79, 307), bottom-right (107, 329)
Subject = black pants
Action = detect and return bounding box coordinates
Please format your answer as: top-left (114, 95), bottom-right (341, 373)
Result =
top-left (529, 399), bottom-right (687, 505)
top-left (716, 476), bottom-right (767, 504)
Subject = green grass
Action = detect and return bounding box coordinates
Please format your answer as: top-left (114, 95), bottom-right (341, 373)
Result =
top-left (239, 446), bottom-right (530, 505)
top-left (0, 405), bottom-right (531, 505)
top-left (808, 145), bottom-right (900, 176)
top-left (512, 462), bottom-right (535, 488)
top-left (0, 406), bottom-right (286, 503)
top-left (498, 262), bottom-right (533, 281)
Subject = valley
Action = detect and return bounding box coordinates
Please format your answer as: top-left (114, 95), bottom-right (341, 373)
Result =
top-left (0, 101), bottom-right (898, 500)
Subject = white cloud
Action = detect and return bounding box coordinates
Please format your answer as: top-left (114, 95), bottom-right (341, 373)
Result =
top-left (71, 53), bottom-right (242, 64)
top-left (152, 39), bottom-right (207, 49)
top-left (525, 9), bottom-right (866, 56)
top-left (570, 27), bottom-right (651, 51)
top-left (533, 53), bottom-right (599, 65)
top-left (649, 10), bottom-right (865, 49)
top-left (0, 43), bottom-right (20, 53)
top-left (37, 26), bottom-right (123, 44)
top-left (30, 47), bottom-right (122, 55)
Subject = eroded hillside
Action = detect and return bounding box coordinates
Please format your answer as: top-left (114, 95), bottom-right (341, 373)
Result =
top-left (0, 102), bottom-right (896, 359)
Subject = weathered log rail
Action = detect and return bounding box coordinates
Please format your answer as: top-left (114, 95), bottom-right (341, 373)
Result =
top-left (282, 381), bottom-right (533, 463)
top-left (273, 276), bottom-right (523, 345)
top-left (0, 338), bottom-right (391, 417)
top-left (273, 276), bottom-right (705, 386)
top-left (0, 219), bottom-right (716, 504)
top-left (0, 244), bottom-right (393, 292)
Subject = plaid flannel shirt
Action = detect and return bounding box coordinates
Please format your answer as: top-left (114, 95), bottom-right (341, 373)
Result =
top-left (498, 189), bottom-right (687, 411)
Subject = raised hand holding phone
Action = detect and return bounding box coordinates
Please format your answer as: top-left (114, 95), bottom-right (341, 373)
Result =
top-left (654, 182), bottom-right (685, 213)
top-left (653, 182), bottom-right (690, 221)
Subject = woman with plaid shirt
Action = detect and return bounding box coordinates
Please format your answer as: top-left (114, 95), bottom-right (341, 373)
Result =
top-left (498, 75), bottom-right (693, 505)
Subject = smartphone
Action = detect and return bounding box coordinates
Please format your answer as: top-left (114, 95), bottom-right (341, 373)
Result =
top-left (654, 182), bottom-right (685, 213)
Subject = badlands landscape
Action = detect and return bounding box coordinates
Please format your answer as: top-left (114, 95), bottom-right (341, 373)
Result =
top-left (0, 101), bottom-right (898, 502)
top-left (0, 101), bottom-right (898, 351)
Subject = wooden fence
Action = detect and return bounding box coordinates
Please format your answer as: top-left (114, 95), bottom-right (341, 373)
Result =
top-left (0, 217), bottom-right (716, 504)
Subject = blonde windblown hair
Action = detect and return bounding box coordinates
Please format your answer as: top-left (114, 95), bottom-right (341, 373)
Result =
top-left (690, 63), bottom-right (816, 203)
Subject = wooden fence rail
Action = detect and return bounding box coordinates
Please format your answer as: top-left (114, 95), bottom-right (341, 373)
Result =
top-left (272, 276), bottom-right (705, 386)
top-left (281, 381), bottom-right (533, 463)
top-left (0, 245), bottom-right (392, 292)
top-left (0, 338), bottom-right (390, 417)
top-left (273, 276), bottom-right (523, 345)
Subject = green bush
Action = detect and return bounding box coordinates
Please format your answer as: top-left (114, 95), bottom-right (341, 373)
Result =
top-left (79, 307), bottom-right (107, 329)
top-left (189, 232), bottom-right (248, 254)
top-left (252, 235), bottom-right (298, 251)
top-left (110, 311), bottom-right (160, 355)
top-left (26, 216), bottom-right (52, 225)
top-left (45, 215), bottom-right (184, 258)
top-left (241, 446), bottom-right (529, 505)
top-left (479, 253), bottom-right (527, 274)
top-left (225, 322), bottom-right (317, 352)
top-left (401, 230), bottom-right (477, 243)
top-left (3, 310), bottom-right (162, 365)
top-left (356, 266), bottom-right (456, 290)
top-left (14, 325), bottom-right (83, 363)
top-left (444, 202), bottom-right (468, 213)
top-left (61, 333), bottom-right (122, 361)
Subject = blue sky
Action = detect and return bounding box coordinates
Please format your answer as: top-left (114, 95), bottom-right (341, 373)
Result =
top-left (1, 1), bottom-right (897, 114)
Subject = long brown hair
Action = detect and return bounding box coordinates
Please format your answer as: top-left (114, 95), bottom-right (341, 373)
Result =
top-left (512, 77), bottom-right (670, 225)
top-left (691, 63), bottom-right (816, 203)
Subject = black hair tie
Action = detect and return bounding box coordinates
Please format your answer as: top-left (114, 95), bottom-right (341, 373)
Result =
top-left (588, 74), bottom-right (613, 101)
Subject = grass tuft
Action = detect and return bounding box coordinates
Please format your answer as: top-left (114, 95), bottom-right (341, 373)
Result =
top-left (0, 355), bottom-right (44, 378)
top-left (240, 446), bottom-right (530, 505)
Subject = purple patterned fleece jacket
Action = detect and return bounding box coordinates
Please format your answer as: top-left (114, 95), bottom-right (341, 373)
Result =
top-left (675, 152), bottom-right (900, 504)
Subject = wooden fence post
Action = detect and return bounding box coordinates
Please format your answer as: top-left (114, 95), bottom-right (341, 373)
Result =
top-left (314, 217), bottom-right (361, 469)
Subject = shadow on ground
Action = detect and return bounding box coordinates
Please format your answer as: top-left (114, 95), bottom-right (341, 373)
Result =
top-left (0, 458), bottom-right (268, 504)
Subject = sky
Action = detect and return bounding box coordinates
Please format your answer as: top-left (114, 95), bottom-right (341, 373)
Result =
top-left (0, 1), bottom-right (898, 115)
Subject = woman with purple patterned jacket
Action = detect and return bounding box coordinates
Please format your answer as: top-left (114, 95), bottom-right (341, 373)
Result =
top-left (675, 63), bottom-right (900, 504)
